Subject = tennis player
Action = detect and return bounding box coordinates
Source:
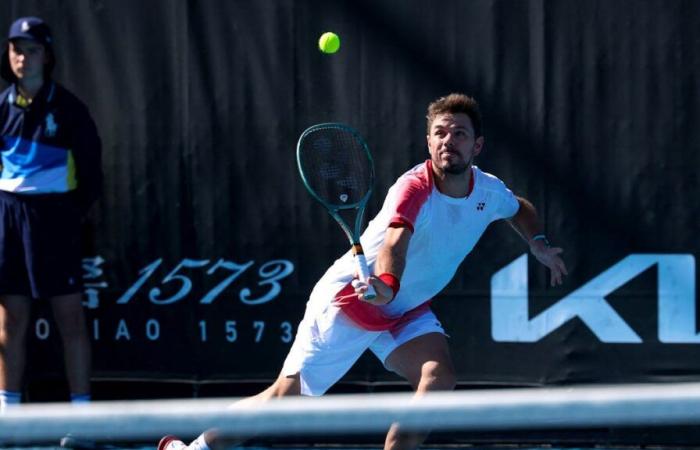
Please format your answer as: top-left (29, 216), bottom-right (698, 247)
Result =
top-left (0, 17), bottom-right (102, 408)
top-left (160, 93), bottom-right (567, 450)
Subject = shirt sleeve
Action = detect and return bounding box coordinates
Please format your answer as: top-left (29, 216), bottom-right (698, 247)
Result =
top-left (386, 170), bottom-right (432, 233)
top-left (493, 181), bottom-right (520, 220)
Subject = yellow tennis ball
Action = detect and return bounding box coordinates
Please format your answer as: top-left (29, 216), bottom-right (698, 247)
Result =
top-left (319, 32), bottom-right (340, 54)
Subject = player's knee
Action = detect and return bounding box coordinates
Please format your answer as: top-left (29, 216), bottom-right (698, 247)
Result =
top-left (419, 361), bottom-right (456, 391)
top-left (270, 373), bottom-right (302, 398)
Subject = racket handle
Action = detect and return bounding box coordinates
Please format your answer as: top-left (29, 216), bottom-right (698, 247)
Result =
top-left (354, 253), bottom-right (377, 300)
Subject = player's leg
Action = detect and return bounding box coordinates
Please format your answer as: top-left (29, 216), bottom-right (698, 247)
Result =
top-left (50, 293), bottom-right (91, 399)
top-left (232, 372), bottom-right (301, 407)
top-left (159, 374), bottom-right (302, 450)
top-left (172, 373), bottom-right (302, 450)
top-left (0, 192), bottom-right (34, 407)
top-left (24, 194), bottom-right (89, 401)
top-left (383, 332), bottom-right (456, 450)
top-left (160, 304), bottom-right (380, 450)
top-left (0, 295), bottom-right (32, 406)
top-left (370, 310), bottom-right (455, 450)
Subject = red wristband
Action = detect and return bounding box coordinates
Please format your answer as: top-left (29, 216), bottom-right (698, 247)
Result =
top-left (377, 273), bottom-right (400, 300)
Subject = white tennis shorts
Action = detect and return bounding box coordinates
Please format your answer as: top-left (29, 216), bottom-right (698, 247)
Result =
top-left (281, 302), bottom-right (446, 396)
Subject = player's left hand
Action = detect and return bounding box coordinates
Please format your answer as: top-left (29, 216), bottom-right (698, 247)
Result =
top-left (529, 240), bottom-right (568, 286)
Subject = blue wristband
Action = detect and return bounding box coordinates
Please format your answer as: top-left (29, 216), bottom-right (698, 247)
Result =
top-left (531, 234), bottom-right (550, 246)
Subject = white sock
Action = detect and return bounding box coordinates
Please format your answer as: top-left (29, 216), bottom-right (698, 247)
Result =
top-left (189, 434), bottom-right (212, 450)
top-left (0, 390), bottom-right (21, 410)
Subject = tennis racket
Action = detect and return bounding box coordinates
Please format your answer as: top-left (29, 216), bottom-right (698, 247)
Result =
top-left (296, 123), bottom-right (377, 300)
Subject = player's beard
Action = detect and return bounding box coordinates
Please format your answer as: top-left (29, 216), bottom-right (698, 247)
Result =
top-left (444, 161), bottom-right (469, 175)
top-left (443, 155), bottom-right (472, 175)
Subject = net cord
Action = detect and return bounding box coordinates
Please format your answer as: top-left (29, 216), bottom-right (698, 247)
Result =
top-left (2, 382), bottom-right (700, 443)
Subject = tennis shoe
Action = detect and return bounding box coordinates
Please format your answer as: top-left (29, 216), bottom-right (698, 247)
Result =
top-left (158, 435), bottom-right (187, 450)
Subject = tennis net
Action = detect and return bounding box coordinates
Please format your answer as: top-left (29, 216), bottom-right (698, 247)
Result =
top-left (2, 381), bottom-right (700, 446)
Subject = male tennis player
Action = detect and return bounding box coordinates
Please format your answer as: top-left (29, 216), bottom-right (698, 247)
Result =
top-left (160, 93), bottom-right (567, 450)
top-left (0, 17), bottom-right (102, 408)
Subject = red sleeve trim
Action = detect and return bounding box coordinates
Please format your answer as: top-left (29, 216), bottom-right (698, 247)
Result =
top-left (389, 161), bottom-right (432, 231)
top-left (388, 218), bottom-right (414, 233)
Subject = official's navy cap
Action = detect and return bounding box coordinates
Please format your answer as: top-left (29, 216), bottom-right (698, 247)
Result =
top-left (8, 17), bottom-right (53, 46)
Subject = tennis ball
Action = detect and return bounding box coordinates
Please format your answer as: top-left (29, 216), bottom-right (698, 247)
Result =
top-left (319, 32), bottom-right (340, 54)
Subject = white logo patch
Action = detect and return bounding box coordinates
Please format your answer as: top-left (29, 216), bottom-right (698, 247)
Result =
top-left (21, 21), bottom-right (31, 32)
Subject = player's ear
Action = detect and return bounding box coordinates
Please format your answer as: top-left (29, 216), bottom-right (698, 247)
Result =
top-left (473, 136), bottom-right (485, 156)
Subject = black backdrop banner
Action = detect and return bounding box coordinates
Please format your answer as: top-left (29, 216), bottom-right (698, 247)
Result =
top-left (1, 0), bottom-right (698, 386)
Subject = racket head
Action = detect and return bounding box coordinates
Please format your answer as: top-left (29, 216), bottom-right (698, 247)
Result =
top-left (296, 123), bottom-right (375, 212)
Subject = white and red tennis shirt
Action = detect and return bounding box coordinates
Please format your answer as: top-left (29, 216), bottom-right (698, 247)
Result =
top-left (306, 160), bottom-right (520, 331)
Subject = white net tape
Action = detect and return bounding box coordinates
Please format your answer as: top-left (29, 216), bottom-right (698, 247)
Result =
top-left (2, 382), bottom-right (700, 444)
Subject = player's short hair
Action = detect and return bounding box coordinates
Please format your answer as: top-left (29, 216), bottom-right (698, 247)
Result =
top-left (426, 93), bottom-right (483, 137)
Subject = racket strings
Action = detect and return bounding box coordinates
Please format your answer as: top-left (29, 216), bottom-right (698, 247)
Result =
top-left (298, 127), bottom-right (372, 207)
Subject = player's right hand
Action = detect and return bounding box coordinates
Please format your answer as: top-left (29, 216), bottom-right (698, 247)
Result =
top-left (353, 277), bottom-right (394, 305)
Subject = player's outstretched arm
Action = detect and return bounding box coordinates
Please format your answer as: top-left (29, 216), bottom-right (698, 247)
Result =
top-left (508, 196), bottom-right (568, 286)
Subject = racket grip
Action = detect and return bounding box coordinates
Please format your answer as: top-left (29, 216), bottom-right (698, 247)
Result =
top-left (354, 253), bottom-right (377, 300)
